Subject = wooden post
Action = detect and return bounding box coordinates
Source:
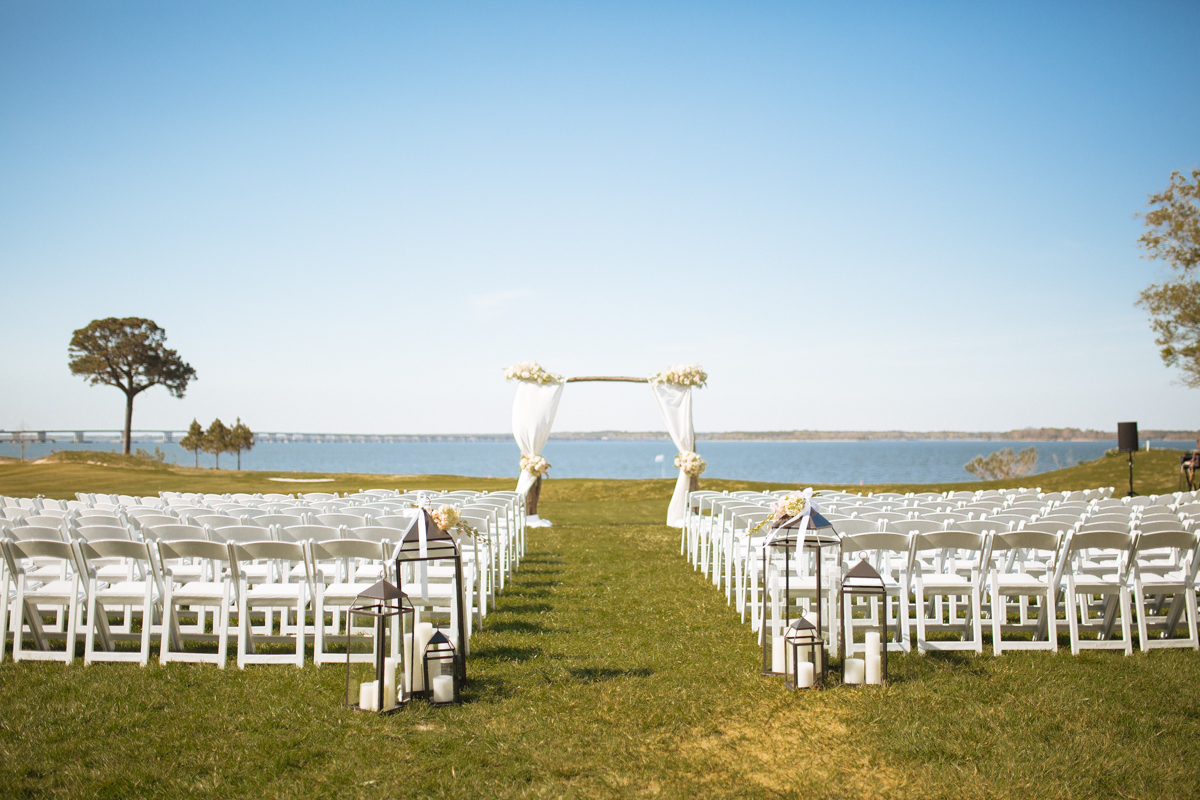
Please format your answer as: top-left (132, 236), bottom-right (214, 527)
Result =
top-left (526, 476), bottom-right (542, 516)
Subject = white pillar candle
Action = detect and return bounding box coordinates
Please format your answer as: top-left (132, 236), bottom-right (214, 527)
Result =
top-left (359, 680), bottom-right (378, 712)
top-left (864, 632), bottom-right (882, 685)
top-left (797, 661), bottom-right (815, 688)
top-left (771, 634), bottom-right (785, 674)
top-left (383, 657), bottom-right (399, 709)
top-left (844, 658), bottom-right (866, 685)
top-left (409, 622), bottom-right (434, 692)
top-left (432, 674), bottom-right (454, 703)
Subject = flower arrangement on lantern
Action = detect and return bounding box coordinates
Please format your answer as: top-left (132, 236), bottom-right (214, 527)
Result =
top-left (748, 490), bottom-right (811, 535)
top-left (504, 361), bottom-right (563, 384)
top-left (674, 451), bottom-right (706, 477)
top-left (650, 364), bottom-right (708, 387)
top-left (520, 453), bottom-right (551, 478)
top-left (430, 503), bottom-right (486, 542)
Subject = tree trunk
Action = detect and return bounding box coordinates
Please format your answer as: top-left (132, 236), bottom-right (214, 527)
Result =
top-left (527, 476), bottom-right (542, 515)
top-left (689, 474), bottom-right (699, 493)
top-left (194, 449), bottom-right (199, 468)
top-left (122, 391), bottom-right (134, 455)
top-left (215, 452), bottom-right (220, 470)
top-left (237, 448), bottom-right (241, 470)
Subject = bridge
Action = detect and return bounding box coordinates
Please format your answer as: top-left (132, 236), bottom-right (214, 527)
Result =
top-left (0, 430), bottom-right (510, 444)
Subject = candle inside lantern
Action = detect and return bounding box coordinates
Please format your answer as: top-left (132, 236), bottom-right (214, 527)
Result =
top-left (383, 656), bottom-right (399, 709)
top-left (864, 632), bottom-right (882, 685)
top-left (432, 674), bottom-right (454, 703)
top-left (797, 661), bottom-right (815, 688)
top-left (844, 658), bottom-right (865, 685)
top-left (408, 622), bottom-right (434, 692)
top-left (359, 680), bottom-right (379, 711)
top-left (772, 634), bottom-right (785, 674)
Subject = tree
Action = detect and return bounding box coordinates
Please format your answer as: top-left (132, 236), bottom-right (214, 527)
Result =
top-left (229, 417), bottom-right (255, 470)
top-left (68, 318), bottom-right (197, 454)
top-left (1136, 169), bottom-right (1200, 386)
top-left (964, 446), bottom-right (1038, 482)
top-left (179, 419), bottom-right (205, 468)
top-left (203, 418), bottom-right (231, 469)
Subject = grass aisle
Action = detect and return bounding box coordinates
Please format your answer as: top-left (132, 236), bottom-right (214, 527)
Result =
top-left (2, 477), bottom-right (1200, 797)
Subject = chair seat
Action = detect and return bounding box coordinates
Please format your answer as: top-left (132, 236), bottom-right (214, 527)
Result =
top-left (918, 575), bottom-right (974, 590)
top-left (95, 581), bottom-right (157, 603)
top-left (995, 573), bottom-right (1051, 589)
top-left (1071, 575), bottom-right (1124, 591)
top-left (244, 584), bottom-right (307, 602)
top-left (170, 581), bottom-right (228, 601)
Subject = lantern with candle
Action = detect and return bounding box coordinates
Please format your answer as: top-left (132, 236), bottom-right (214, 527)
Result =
top-left (783, 616), bottom-right (824, 690)
top-left (757, 498), bottom-right (840, 681)
top-left (394, 508), bottom-right (469, 692)
top-left (344, 579), bottom-right (414, 714)
top-left (422, 629), bottom-right (461, 705)
top-left (839, 559), bottom-right (888, 687)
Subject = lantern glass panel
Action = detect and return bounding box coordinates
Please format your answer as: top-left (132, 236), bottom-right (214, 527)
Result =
top-left (839, 559), bottom-right (888, 687)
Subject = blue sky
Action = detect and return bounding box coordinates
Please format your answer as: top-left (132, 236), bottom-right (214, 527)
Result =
top-left (2, 2), bottom-right (1198, 435)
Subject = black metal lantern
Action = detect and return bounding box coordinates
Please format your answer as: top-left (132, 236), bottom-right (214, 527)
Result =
top-left (394, 508), bottom-right (469, 685)
top-left (422, 629), bottom-right (461, 705)
top-left (344, 579), bottom-right (413, 714)
top-left (759, 510), bottom-right (841, 684)
top-left (838, 559), bottom-right (888, 687)
top-left (784, 616), bottom-right (823, 690)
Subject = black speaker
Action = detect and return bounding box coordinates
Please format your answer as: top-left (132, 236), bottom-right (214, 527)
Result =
top-left (1118, 422), bottom-right (1139, 453)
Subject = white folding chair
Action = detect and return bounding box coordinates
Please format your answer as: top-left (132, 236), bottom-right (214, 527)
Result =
top-left (230, 541), bottom-right (311, 668)
top-left (2, 538), bottom-right (85, 663)
top-left (1131, 529), bottom-right (1200, 651)
top-left (157, 539), bottom-right (236, 667)
top-left (988, 529), bottom-right (1066, 654)
top-left (1063, 530), bottom-right (1137, 656)
top-left (75, 539), bottom-right (162, 666)
top-left (310, 539), bottom-right (391, 666)
top-left (910, 530), bottom-right (990, 654)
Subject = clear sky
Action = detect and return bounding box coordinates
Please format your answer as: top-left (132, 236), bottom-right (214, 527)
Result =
top-left (2, 2), bottom-right (1198, 435)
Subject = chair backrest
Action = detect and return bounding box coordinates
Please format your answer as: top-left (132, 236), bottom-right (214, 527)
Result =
top-left (911, 530), bottom-right (988, 553)
top-left (1068, 529), bottom-right (1135, 557)
top-left (990, 529), bottom-right (1061, 555)
top-left (155, 539), bottom-right (231, 580)
top-left (373, 514), bottom-right (417, 530)
top-left (309, 538), bottom-right (388, 563)
top-left (3, 537), bottom-right (77, 574)
top-left (1136, 519), bottom-right (1189, 535)
top-left (23, 515), bottom-right (68, 529)
top-left (147, 524), bottom-right (210, 542)
top-left (831, 518), bottom-right (880, 536)
top-left (76, 509), bottom-right (123, 522)
top-left (254, 514), bottom-right (305, 528)
top-left (188, 514), bottom-right (242, 529)
top-left (859, 511), bottom-right (908, 523)
top-left (317, 513), bottom-right (373, 528)
top-left (229, 540), bottom-right (310, 584)
top-left (208, 525), bottom-right (274, 544)
top-left (282, 524), bottom-right (344, 541)
top-left (75, 524), bottom-right (134, 542)
top-left (884, 519), bottom-right (944, 535)
top-left (348, 526), bottom-right (397, 544)
top-left (75, 539), bottom-right (156, 579)
top-left (841, 531), bottom-right (912, 556)
top-left (1134, 529), bottom-right (1198, 555)
top-left (8, 525), bottom-right (68, 542)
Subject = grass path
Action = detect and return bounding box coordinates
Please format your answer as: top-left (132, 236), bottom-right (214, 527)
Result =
top-left (3, 486), bottom-right (1200, 797)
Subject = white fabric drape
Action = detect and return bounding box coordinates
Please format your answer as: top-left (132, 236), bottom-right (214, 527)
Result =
top-left (649, 380), bottom-right (694, 528)
top-left (512, 380), bottom-right (565, 496)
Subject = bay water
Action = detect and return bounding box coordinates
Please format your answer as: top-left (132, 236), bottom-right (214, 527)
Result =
top-left (3, 438), bottom-right (1190, 485)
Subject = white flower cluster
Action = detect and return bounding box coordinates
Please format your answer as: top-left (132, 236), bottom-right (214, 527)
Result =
top-left (520, 454), bottom-right (551, 477)
top-left (770, 491), bottom-right (808, 522)
top-left (504, 361), bottom-right (564, 384)
top-left (431, 504), bottom-right (461, 531)
top-left (674, 451), bottom-right (706, 478)
top-left (651, 364), bottom-right (708, 387)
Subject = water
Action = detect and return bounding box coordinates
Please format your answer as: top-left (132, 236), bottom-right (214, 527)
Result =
top-left (1, 438), bottom-right (1191, 485)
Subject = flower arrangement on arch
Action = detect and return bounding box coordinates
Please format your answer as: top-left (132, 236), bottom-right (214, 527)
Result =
top-left (520, 453), bottom-right (551, 478)
top-left (505, 361), bottom-right (564, 384)
top-left (674, 451), bottom-right (706, 478)
top-left (651, 364), bottom-right (707, 388)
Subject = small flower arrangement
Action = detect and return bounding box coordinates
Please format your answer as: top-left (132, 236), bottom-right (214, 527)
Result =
top-left (749, 490), bottom-right (812, 536)
top-left (431, 504), bottom-right (461, 531)
top-left (674, 451), bottom-right (706, 478)
top-left (505, 361), bottom-right (563, 384)
top-left (520, 454), bottom-right (551, 478)
top-left (651, 364), bottom-right (707, 387)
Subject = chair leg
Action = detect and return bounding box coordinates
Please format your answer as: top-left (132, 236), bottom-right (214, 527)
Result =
top-left (972, 584), bottom-right (983, 654)
top-left (64, 577), bottom-right (80, 665)
top-left (914, 579), bottom-right (927, 654)
top-left (83, 590), bottom-right (98, 665)
top-left (1066, 577), bottom-right (1080, 655)
top-left (294, 596), bottom-right (305, 668)
top-left (1046, 585), bottom-right (1058, 653)
top-left (1135, 579), bottom-right (1150, 653)
top-left (1119, 586), bottom-right (1133, 656)
top-left (992, 583), bottom-right (1003, 655)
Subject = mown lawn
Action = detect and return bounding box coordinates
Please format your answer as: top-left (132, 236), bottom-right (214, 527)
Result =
top-left (1, 454), bottom-right (1198, 798)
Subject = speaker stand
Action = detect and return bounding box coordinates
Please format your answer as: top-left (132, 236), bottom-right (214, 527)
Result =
top-left (1126, 452), bottom-right (1136, 497)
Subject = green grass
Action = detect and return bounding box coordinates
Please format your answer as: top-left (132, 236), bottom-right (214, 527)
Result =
top-left (1, 455), bottom-right (1199, 798)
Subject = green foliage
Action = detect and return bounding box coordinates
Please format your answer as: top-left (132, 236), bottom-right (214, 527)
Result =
top-left (1136, 169), bottom-right (1200, 386)
top-left (67, 317), bottom-right (197, 453)
top-left (229, 417), bottom-right (254, 470)
top-left (178, 419), bottom-right (205, 468)
top-left (203, 418), bottom-right (231, 469)
top-left (963, 446), bottom-right (1038, 481)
